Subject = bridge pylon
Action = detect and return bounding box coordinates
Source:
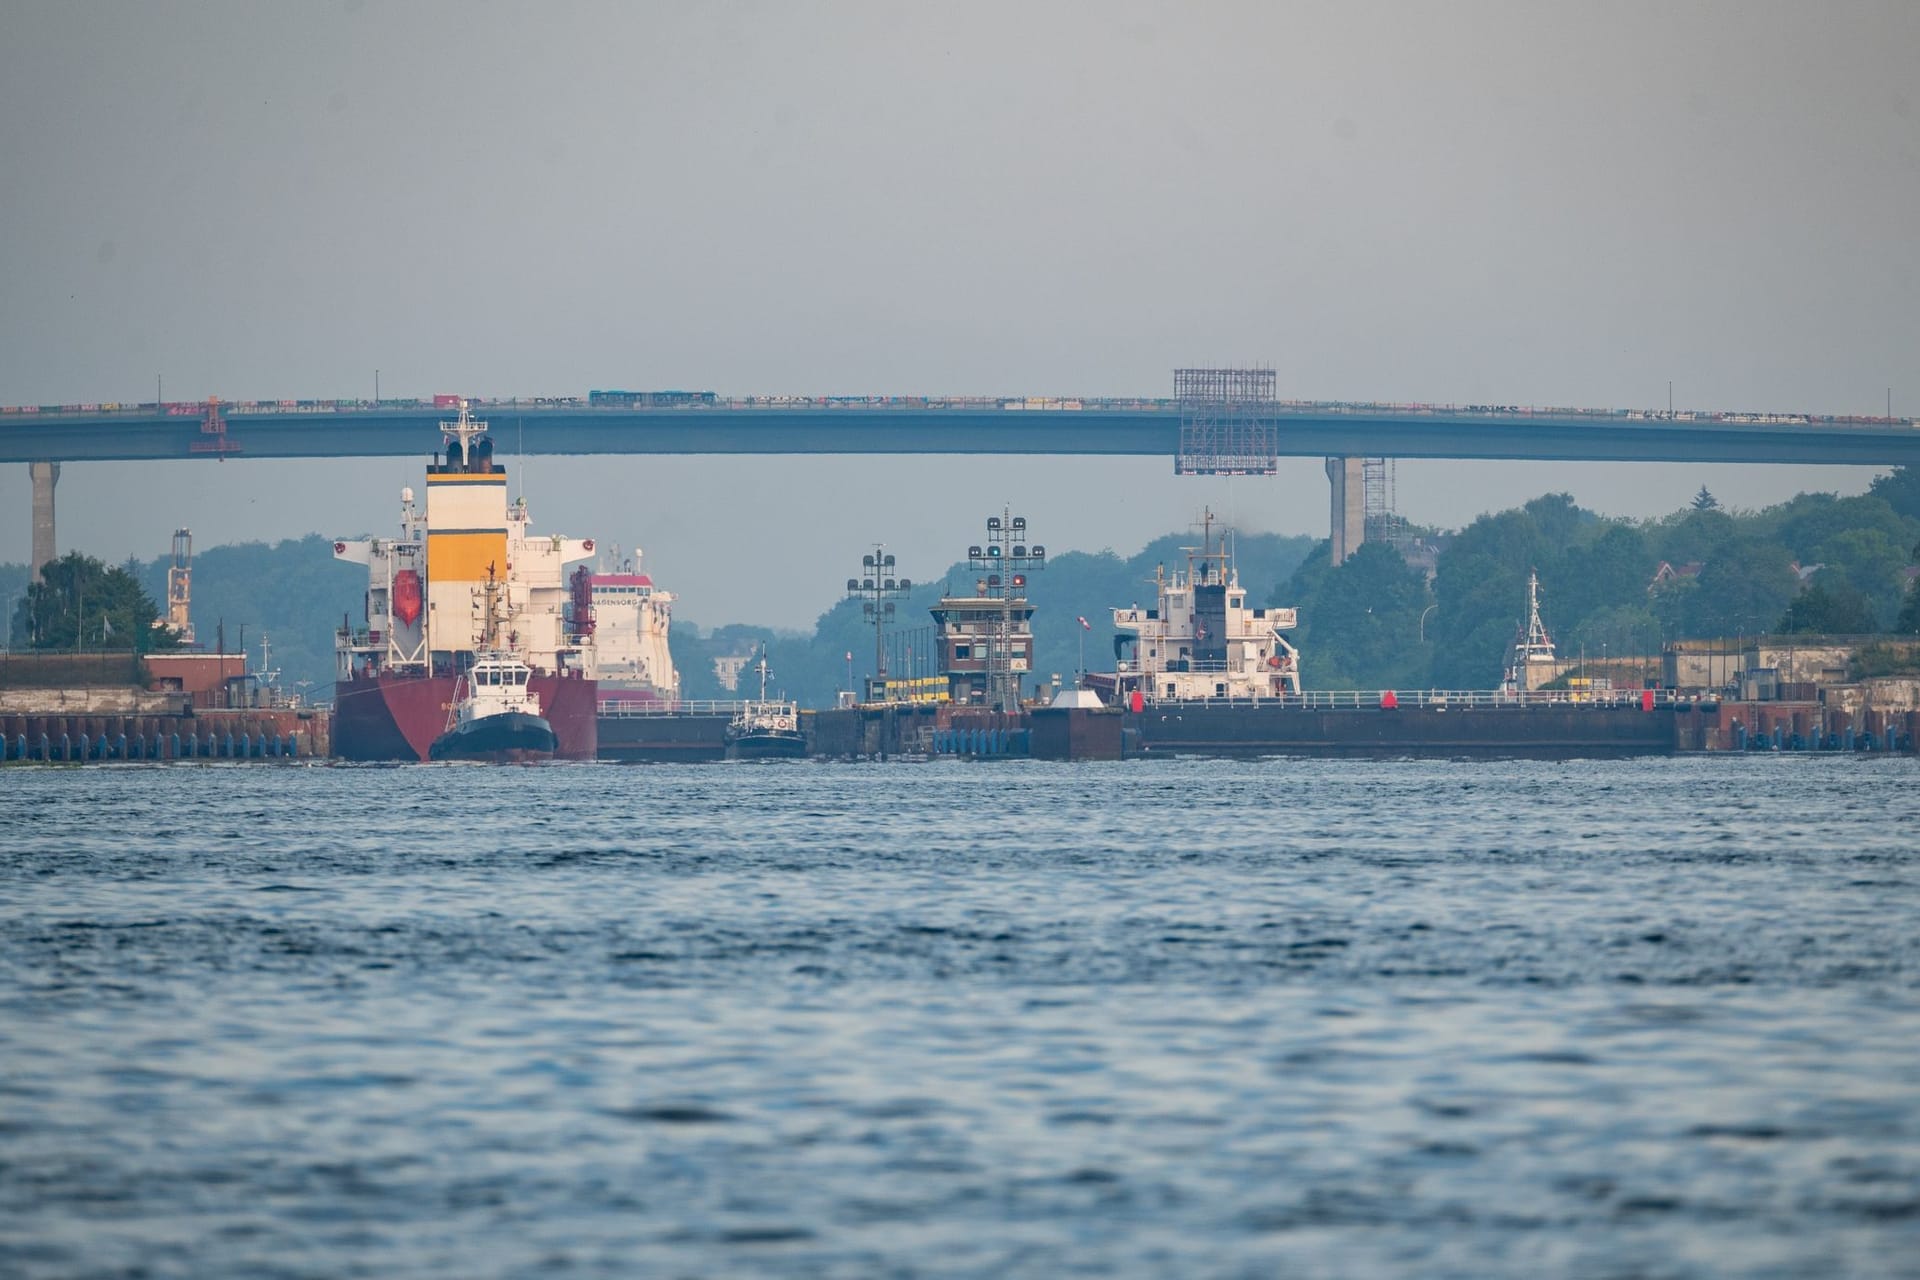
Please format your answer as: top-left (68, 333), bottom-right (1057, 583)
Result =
top-left (29, 460), bottom-right (58, 582)
top-left (1326, 456), bottom-right (1366, 566)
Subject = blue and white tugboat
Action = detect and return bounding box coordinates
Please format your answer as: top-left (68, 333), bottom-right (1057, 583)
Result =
top-left (429, 569), bottom-right (559, 762)
top-left (724, 651), bottom-right (806, 761)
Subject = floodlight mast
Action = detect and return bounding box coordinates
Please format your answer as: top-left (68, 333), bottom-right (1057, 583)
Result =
top-left (845, 544), bottom-right (910, 701)
top-left (965, 507), bottom-right (1046, 710)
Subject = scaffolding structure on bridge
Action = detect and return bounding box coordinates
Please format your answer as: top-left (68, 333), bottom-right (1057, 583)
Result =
top-left (1174, 367), bottom-right (1278, 476)
top-left (1362, 456), bottom-right (1409, 546)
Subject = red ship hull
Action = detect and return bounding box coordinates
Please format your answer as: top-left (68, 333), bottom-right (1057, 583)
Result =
top-left (334, 671), bottom-right (598, 762)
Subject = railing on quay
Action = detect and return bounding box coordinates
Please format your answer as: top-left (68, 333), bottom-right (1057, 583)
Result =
top-left (597, 698), bottom-right (759, 718)
top-left (1136, 688), bottom-right (1691, 711)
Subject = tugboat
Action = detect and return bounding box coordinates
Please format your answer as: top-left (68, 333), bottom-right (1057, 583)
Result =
top-left (725, 651), bottom-right (806, 760)
top-left (428, 568), bottom-right (558, 762)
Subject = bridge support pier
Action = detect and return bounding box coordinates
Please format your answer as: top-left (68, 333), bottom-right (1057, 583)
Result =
top-left (1325, 456), bottom-right (1365, 566)
top-left (30, 460), bottom-right (59, 581)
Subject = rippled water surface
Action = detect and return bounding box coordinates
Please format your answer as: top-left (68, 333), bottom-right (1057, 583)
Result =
top-left (4, 756), bottom-right (1920, 1278)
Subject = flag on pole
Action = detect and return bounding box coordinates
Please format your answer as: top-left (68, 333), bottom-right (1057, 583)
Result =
top-left (1076, 615), bottom-right (1091, 631)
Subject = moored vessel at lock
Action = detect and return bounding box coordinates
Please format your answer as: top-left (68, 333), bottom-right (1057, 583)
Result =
top-left (427, 570), bottom-right (558, 762)
top-left (1085, 511), bottom-right (1301, 708)
top-left (725, 651), bottom-right (806, 761)
top-left (333, 401), bottom-right (598, 761)
top-left (1063, 517), bottom-right (1676, 759)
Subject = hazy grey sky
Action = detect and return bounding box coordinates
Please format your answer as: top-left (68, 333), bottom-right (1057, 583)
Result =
top-left (2, 1), bottom-right (1915, 626)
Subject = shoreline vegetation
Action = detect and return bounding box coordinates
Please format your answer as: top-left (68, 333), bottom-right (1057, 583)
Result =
top-left (5, 470), bottom-right (1917, 708)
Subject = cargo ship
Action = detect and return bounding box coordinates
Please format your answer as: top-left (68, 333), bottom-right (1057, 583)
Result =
top-left (1070, 519), bottom-right (1674, 760)
top-left (1088, 512), bottom-right (1302, 706)
top-left (333, 402), bottom-right (598, 761)
top-left (579, 548), bottom-right (733, 761)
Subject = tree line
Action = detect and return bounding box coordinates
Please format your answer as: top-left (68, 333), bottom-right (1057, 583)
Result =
top-left (1281, 468), bottom-right (1920, 690)
top-left (8, 468), bottom-right (1917, 704)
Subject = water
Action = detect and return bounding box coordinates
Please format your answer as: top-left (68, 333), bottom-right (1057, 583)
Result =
top-left (3, 756), bottom-right (1919, 1278)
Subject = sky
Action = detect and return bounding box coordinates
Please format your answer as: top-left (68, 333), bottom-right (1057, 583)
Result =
top-left (1, 1), bottom-right (1915, 627)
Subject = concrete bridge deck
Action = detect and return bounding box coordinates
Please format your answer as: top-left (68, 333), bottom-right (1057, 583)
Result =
top-left (8, 392), bottom-right (1916, 578)
top-left (4, 399), bottom-right (1917, 465)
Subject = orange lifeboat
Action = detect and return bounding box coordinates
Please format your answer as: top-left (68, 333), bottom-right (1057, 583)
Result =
top-left (393, 569), bottom-right (423, 626)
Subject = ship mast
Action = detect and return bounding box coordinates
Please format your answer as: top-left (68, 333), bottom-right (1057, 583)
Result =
top-left (478, 562), bottom-right (505, 653)
top-left (1522, 569), bottom-right (1553, 657)
top-left (441, 398), bottom-right (487, 463)
top-left (1503, 569), bottom-right (1557, 693)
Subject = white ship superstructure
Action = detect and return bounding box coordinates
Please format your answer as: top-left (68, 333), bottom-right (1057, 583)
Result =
top-left (1500, 569), bottom-right (1560, 694)
top-left (334, 401), bottom-right (595, 682)
top-left (1107, 515), bottom-right (1301, 702)
top-left (577, 550), bottom-right (680, 704)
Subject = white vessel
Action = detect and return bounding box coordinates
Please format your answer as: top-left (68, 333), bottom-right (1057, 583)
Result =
top-left (1099, 513), bottom-right (1301, 703)
top-left (725, 651), bottom-right (805, 760)
top-left (1500, 570), bottom-right (1559, 694)
top-left (333, 400), bottom-right (598, 760)
top-left (574, 549), bottom-right (680, 706)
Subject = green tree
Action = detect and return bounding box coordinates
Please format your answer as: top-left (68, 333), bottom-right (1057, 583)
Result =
top-left (15, 552), bottom-right (176, 652)
top-left (1765, 492), bottom-right (1915, 569)
top-left (1283, 542), bottom-right (1433, 689)
top-left (131, 534), bottom-right (363, 698)
top-left (1653, 506), bottom-right (1737, 568)
top-left (1894, 582), bottom-right (1920, 636)
top-left (1778, 582), bottom-right (1879, 635)
top-left (1809, 528), bottom-right (1912, 625)
top-left (1868, 466), bottom-right (1920, 523)
top-left (1423, 503), bottom-right (1568, 688)
top-left (1567, 603), bottom-right (1663, 662)
top-left (1692, 485), bottom-right (1719, 511)
top-left (1555, 523), bottom-right (1654, 634)
top-left (1523, 492), bottom-right (1585, 547)
top-left (1681, 537), bottom-right (1799, 638)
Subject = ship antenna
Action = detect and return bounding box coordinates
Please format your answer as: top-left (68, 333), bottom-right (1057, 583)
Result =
top-left (441, 398), bottom-right (488, 467)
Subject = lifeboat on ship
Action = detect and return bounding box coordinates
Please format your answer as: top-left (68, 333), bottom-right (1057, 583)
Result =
top-left (393, 569), bottom-right (422, 627)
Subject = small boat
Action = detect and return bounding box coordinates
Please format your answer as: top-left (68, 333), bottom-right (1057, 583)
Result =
top-left (428, 567), bottom-right (558, 762)
top-left (725, 652), bottom-right (806, 760)
top-left (429, 648), bottom-right (559, 761)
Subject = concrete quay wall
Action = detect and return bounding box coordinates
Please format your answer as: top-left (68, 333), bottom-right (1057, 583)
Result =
top-left (0, 688), bottom-right (188, 715)
top-left (1679, 700), bottom-right (1918, 752)
top-left (1, 708), bottom-right (330, 763)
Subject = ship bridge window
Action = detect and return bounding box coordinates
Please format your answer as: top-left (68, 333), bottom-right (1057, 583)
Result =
top-left (1231, 596), bottom-right (1242, 608)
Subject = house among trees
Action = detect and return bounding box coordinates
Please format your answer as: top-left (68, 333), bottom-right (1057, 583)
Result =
top-left (1647, 560), bottom-right (1704, 593)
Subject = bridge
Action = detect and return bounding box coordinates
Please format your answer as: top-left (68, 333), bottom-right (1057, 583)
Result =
top-left (7, 389), bottom-right (1917, 577)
